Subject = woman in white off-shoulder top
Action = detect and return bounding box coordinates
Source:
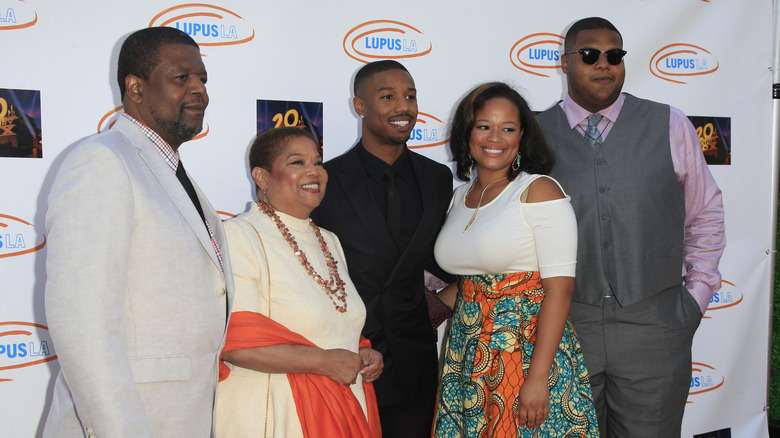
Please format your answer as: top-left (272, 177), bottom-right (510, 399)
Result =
top-left (431, 82), bottom-right (598, 438)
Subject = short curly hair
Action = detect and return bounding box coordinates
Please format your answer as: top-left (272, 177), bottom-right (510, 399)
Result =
top-left (564, 17), bottom-right (622, 52)
top-left (117, 27), bottom-right (199, 101)
top-left (249, 127), bottom-right (317, 172)
top-left (449, 82), bottom-right (554, 182)
top-left (353, 60), bottom-right (410, 97)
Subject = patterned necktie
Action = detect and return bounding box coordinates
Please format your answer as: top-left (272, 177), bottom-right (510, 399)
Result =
top-left (585, 113), bottom-right (604, 149)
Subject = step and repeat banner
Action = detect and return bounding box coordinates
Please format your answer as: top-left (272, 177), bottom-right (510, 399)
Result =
top-left (0, 1), bottom-right (773, 436)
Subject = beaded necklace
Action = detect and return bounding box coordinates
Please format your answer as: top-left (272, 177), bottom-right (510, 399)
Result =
top-left (257, 201), bottom-right (347, 313)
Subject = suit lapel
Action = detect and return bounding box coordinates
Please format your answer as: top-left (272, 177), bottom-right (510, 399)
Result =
top-left (391, 151), bottom-right (439, 272)
top-left (336, 146), bottom-right (444, 282)
top-left (116, 118), bottom-right (222, 271)
top-left (190, 179), bottom-right (226, 271)
top-left (407, 152), bottom-right (436, 245)
top-left (335, 146), bottom-right (401, 260)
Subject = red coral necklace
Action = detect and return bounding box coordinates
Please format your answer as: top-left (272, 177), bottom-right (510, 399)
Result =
top-left (257, 201), bottom-right (347, 313)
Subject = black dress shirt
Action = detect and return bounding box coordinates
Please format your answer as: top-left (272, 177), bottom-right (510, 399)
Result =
top-left (357, 144), bottom-right (423, 251)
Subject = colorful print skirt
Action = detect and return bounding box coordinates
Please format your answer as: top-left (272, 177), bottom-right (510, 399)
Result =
top-left (432, 272), bottom-right (599, 437)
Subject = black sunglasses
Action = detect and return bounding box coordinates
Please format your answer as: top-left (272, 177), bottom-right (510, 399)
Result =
top-left (564, 48), bottom-right (627, 65)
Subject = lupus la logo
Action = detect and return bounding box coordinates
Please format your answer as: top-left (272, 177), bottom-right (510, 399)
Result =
top-left (97, 106), bottom-right (210, 140)
top-left (96, 106), bottom-right (123, 133)
top-left (407, 112), bottom-right (448, 149)
top-left (0, 321), bottom-right (57, 380)
top-left (217, 211), bottom-right (236, 221)
top-left (688, 362), bottom-right (724, 400)
top-left (510, 33), bottom-right (564, 77)
top-left (343, 20), bottom-right (432, 64)
top-left (650, 43), bottom-right (719, 84)
top-left (149, 4), bottom-right (255, 47)
top-left (0, 214), bottom-right (45, 259)
top-left (0, 2), bottom-right (38, 30)
top-left (703, 280), bottom-right (742, 319)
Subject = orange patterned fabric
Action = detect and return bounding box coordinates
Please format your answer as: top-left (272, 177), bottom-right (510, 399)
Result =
top-left (220, 311), bottom-right (381, 438)
top-left (433, 272), bottom-right (598, 437)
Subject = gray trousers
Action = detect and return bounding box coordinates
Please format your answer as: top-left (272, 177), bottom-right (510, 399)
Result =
top-left (569, 286), bottom-right (703, 438)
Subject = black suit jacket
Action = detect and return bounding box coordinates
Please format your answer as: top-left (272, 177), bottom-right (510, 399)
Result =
top-left (312, 141), bottom-right (453, 406)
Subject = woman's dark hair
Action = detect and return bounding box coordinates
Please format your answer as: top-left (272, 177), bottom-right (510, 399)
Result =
top-left (449, 82), bottom-right (554, 181)
top-left (249, 126), bottom-right (317, 172)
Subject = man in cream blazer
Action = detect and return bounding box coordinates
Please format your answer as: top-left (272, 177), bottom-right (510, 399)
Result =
top-left (43, 27), bottom-right (233, 437)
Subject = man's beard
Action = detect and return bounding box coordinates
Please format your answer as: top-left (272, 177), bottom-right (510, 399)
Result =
top-left (154, 110), bottom-right (202, 143)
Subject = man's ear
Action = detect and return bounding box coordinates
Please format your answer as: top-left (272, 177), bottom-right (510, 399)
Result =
top-left (125, 75), bottom-right (144, 104)
top-left (353, 96), bottom-right (365, 119)
top-left (561, 53), bottom-right (570, 75)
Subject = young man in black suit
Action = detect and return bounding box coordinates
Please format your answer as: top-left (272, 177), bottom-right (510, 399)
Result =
top-left (313, 60), bottom-right (453, 437)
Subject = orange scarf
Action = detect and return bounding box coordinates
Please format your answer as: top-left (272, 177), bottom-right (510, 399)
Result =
top-left (220, 311), bottom-right (381, 438)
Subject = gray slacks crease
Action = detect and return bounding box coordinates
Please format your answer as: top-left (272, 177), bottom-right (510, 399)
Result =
top-left (569, 286), bottom-right (702, 438)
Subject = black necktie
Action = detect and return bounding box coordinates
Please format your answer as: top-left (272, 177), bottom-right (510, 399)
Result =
top-left (384, 171), bottom-right (401, 243)
top-left (175, 161), bottom-right (207, 226)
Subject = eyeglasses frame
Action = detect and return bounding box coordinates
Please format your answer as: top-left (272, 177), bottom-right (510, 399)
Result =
top-left (563, 48), bottom-right (628, 65)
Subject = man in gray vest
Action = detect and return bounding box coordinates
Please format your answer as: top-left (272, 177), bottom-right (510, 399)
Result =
top-left (537, 17), bottom-right (725, 438)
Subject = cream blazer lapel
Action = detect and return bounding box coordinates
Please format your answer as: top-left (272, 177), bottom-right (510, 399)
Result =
top-left (117, 118), bottom-right (224, 273)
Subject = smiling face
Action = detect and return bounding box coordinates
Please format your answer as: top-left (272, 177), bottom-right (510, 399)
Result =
top-left (253, 135), bottom-right (327, 219)
top-left (562, 28), bottom-right (625, 113)
top-left (469, 97), bottom-right (523, 181)
top-left (353, 68), bottom-right (418, 150)
top-left (127, 43), bottom-right (208, 149)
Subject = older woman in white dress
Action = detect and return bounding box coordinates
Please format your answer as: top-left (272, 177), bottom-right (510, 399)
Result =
top-left (216, 127), bottom-right (382, 437)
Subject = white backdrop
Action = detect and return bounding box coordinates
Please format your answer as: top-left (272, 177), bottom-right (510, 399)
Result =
top-left (0, 1), bottom-right (773, 436)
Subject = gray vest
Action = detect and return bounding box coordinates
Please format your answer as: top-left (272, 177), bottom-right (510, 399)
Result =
top-left (537, 94), bottom-right (685, 307)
